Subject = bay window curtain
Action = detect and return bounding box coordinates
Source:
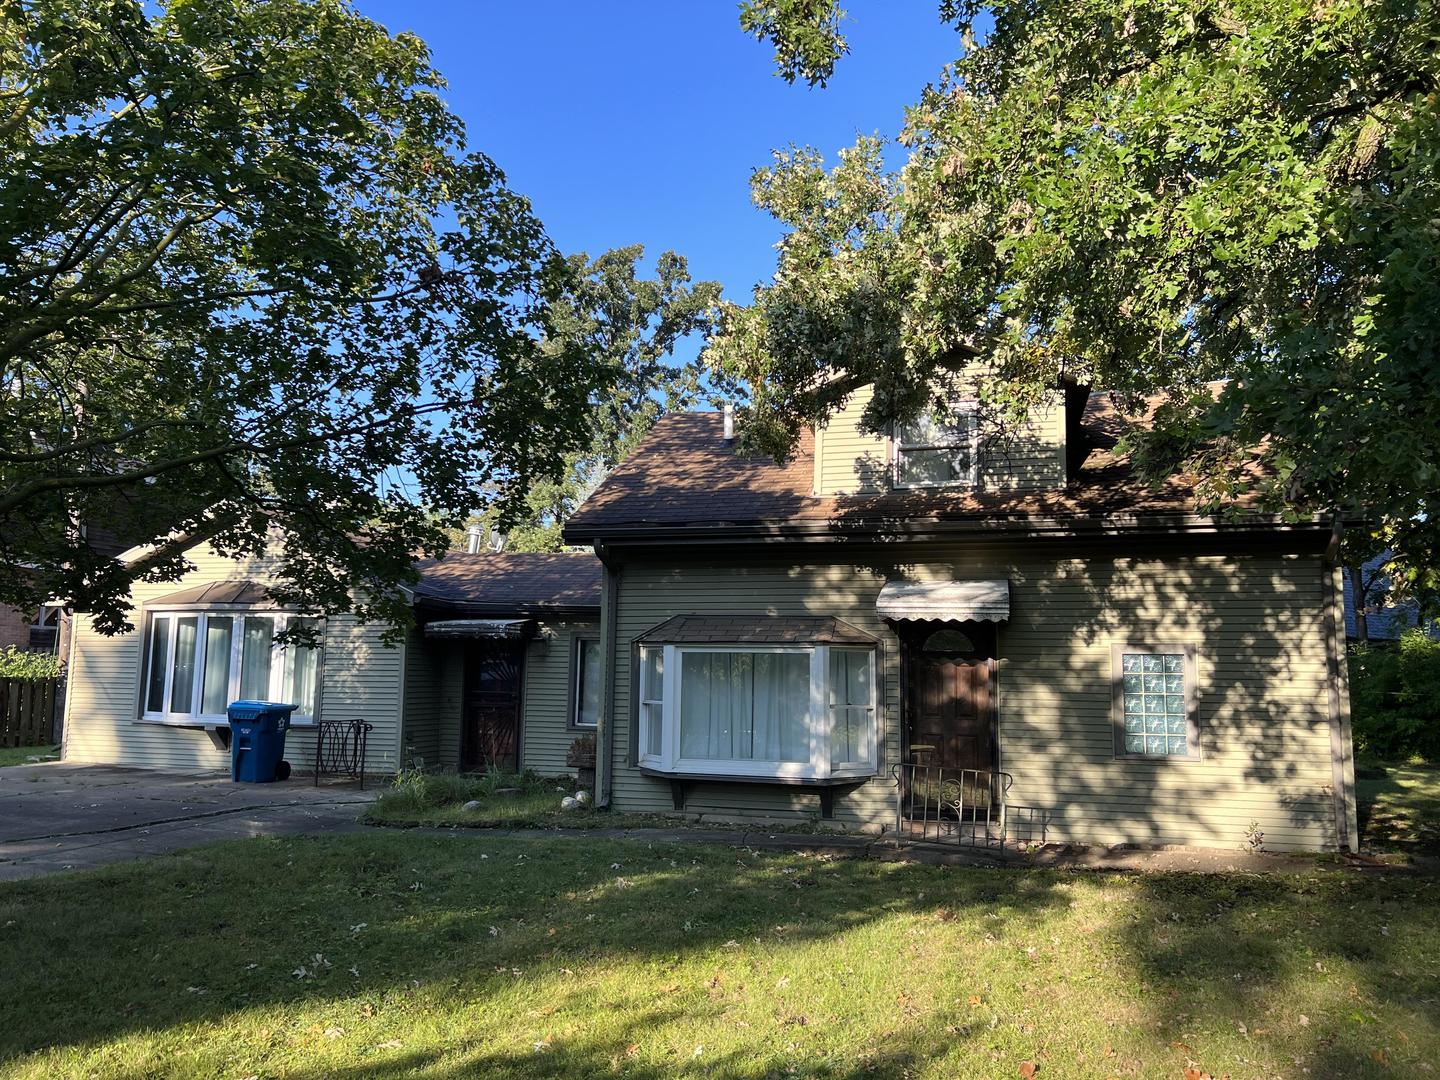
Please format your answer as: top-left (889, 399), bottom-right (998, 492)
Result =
top-left (239, 616), bottom-right (274, 700)
top-left (679, 651), bottom-right (809, 764)
top-left (200, 617), bottom-right (234, 715)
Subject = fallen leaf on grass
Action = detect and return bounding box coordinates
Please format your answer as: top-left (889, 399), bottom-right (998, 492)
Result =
top-left (1019, 1061), bottom-right (1039, 1078)
top-left (1372, 1048), bottom-right (1391, 1067)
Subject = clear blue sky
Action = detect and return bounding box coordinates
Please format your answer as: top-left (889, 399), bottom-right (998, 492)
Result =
top-left (354, 1), bottom-right (959, 349)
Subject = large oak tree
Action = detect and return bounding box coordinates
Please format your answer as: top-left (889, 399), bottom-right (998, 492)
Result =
top-left (724, 0), bottom-right (1440, 607)
top-left (0, 0), bottom-right (602, 636)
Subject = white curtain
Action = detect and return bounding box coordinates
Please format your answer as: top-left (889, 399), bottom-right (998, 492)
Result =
top-left (169, 617), bottom-right (199, 714)
top-left (239, 616), bottom-right (273, 700)
top-left (679, 651), bottom-right (809, 764)
top-left (201, 617), bottom-right (233, 715)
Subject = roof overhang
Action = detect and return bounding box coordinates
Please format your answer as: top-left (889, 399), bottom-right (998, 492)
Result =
top-left (422, 618), bottom-right (534, 640)
top-left (145, 580), bottom-right (276, 608)
top-left (877, 580), bottom-right (1010, 624)
top-left (636, 614), bottom-right (877, 646)
top-left (565, 513), bottom-right (1338, 551)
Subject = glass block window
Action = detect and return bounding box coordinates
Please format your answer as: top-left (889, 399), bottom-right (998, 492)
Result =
top-left (1120, 651), bottom-right (1189, 757)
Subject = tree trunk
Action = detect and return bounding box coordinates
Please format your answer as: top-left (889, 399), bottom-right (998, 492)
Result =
top-left (1349, 563), bottom-right (1370, 644)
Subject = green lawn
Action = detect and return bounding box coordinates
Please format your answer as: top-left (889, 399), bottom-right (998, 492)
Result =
top-left (0, 745), bottom-right (58, 768)
top-left (361, 770), bottom-right (817, 832)
top-left (1357, 760), bottom-right (1440, 851)
top-left (0, 833), bottom-right (1435, 1078)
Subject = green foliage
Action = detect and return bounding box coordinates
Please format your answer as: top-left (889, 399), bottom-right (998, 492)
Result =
top-left (0, 0), bottom-right (604, 639)
top-left (739, 0), bottom-right (850, 87)
top-left (0, 646), bottom-right (61, 680)
top-left (724, 0), bottom-right (1440, 600)
top-left (471, 245), bottom-right (720, 552)
top-left (1350, 631), bottom-right (1440, 761)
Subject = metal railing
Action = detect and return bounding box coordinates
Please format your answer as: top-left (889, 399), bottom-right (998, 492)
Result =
top-left (891, 757), bottom-right (1015, 849)
top-left (313, 718), bottom-right (373, 788)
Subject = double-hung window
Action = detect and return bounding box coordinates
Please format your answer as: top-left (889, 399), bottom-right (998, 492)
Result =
top-left (571, 637), bottom-right (602, 728)
top-left (894, 404), bottom-right (979, 488)
top-left (636, 642), bottom-right (877, 780)
top-left (1112, 644), bottom-right (1198, 759)
top-left (142, 611), bottom-right (321, 726)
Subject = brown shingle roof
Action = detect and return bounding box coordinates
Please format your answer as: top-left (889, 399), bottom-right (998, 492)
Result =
top-left (414, 553), bottom-right (601, 615)
top-left (636, 614), bottom-right (877, 645)
top-left (564, 393), bottom-right (1276, 541)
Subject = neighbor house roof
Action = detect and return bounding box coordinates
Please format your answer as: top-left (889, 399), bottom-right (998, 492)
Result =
top-left (413, 552), bottom-right (601, 617)
top-left (563, 392), bottom-right (1289, 544)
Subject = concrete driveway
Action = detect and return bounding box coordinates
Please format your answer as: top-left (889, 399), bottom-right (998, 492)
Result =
top-left (0, 762), bottom-right (377, 881)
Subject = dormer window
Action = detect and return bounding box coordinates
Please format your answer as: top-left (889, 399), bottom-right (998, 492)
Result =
top-left (894, 404), bottom-right (979, 488)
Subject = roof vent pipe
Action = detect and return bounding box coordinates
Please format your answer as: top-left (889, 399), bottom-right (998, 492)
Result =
top-left (722, 402), bottom-right (735, 441)
top-left (466, 523), bottom-right (483, 554)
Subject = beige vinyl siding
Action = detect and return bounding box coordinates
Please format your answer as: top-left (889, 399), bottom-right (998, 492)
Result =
top-left (62, 541), bottom-right (403, 776)
top-left (434, 648), bottom-right (464, 770)
top-left (522, 621), bottom-right (598, 777)
top-left (813, 383), bottom-right (1066, 495)
top-left (401, 628), bottom-right (445, 768)
top-left (607, 550), bottom-right (1345, 851)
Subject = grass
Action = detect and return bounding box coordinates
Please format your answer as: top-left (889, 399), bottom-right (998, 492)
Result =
top-left (0, 744), bottom-right (59, 768)
top-left (361, 769), bottom-right (820, 832)
top-left (0, 832), bottom-right (1436, 1078)
top-left (1357, 759), bottom-right (1440, 851)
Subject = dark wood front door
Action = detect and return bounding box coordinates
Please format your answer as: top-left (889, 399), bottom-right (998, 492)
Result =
top-left (461, 642), bottom-right (523, 773)
top-left (906, 628), bottom-right (997, 774)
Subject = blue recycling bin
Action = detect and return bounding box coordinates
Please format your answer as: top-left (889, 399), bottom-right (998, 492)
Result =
top-left (228, 700), bottom-right (297, 783)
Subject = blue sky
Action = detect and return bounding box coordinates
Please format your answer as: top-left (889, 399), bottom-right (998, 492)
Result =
top-left (355, 2), bottom-right (959, 351)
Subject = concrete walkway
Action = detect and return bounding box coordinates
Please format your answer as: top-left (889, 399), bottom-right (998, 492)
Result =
top-left (0, 762), bottom-right (374, 881)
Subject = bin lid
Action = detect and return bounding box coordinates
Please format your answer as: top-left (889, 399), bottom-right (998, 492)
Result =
top-left (227, 700), bottom-right (299, 720)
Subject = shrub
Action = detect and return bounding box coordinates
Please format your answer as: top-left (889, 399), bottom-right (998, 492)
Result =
top-left (1350, 630), bottom-right (1440, 761)
top-left (0, 646), bottom-right (61, 680)
top-left (375, 767), bottom-right (549, 814)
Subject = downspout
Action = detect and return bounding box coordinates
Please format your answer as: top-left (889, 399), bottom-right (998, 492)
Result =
top-left (1322, 517), bottom-right (1359, 852)
top-left (594, 541), bottom-right (621, 809)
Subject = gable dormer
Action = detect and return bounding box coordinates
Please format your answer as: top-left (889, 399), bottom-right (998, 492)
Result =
top-left (812, 382), bottom-right (1068, 496)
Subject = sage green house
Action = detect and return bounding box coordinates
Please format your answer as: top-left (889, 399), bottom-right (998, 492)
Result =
top-left (560, 386), bottom-right (1359, 853)
top-left (61, 382), bottom-right (1358, 852)
top-left (62, 546), bottom-right (601, 780)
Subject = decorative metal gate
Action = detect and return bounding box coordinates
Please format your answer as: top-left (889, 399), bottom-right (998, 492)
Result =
top-left (892, 760), bottom-right (1014, 848)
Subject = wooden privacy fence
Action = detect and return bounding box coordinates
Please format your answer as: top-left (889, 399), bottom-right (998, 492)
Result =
top-left (1, 677), bottom-right (59, 748)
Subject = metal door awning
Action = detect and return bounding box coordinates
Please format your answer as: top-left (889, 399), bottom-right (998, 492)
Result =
top-left (422, 618), bottom-right (533, 640)
top-left (876, 580), bottom-right (1010, 623)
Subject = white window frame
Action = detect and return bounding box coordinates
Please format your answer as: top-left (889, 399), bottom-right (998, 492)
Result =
top-left (138, 608), bottom-right (323, 728)
top-left (892, 401), bottom-right (980, 489)
top-left (636, 642), bottom-right (878, 781)
top-left (570, 636), bottom-right (601, 729)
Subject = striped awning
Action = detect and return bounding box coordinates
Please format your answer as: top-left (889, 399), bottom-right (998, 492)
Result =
top-left (876, 580), bottom-right (1010, 624)
top-left (422, 618), bottom-right (532, 640)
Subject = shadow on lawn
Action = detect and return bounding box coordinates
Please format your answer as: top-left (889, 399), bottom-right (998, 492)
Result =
top-left (0, 833), bottom-right (1437, 1077)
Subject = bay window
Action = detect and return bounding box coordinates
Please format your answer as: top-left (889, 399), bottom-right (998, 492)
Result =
top-left (637, 642), bottom-right (878, 780)
top-left (142, 611), bottom-right (321, 725)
